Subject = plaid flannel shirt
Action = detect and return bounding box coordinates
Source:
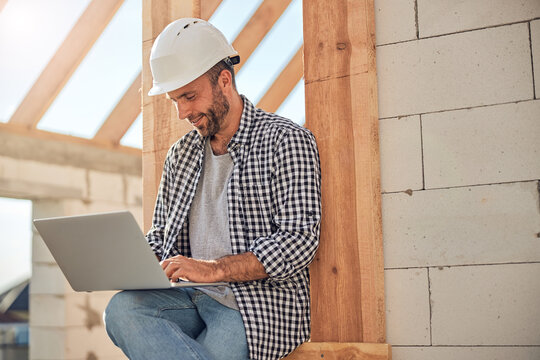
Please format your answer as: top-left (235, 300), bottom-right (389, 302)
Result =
top-left (146, 96), bottom-right (321, 359)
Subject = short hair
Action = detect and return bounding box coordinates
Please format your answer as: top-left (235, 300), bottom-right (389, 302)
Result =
top-left (205, 59), bottom-right (237, 90)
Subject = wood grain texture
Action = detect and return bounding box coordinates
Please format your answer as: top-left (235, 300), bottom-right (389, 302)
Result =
top-left (0, 0), bottom-right (8, 13)
top-left (303, 0), bottom-right (386, 343)
top-left (232, 0), bottom-right (292, 72)
top-left (284, 342), bottom-right (391, 360)
top-left (9, 0), bottom-right (124, 127)
top-left (0, 122), bottom-right (141, 156)
top-left (201, 0), bottom-right (222, 21)
top-left (142, 0), bottom-right (203, 231)
top-left (93, 73), bottom-right (142, 145)
top-left (256, 45), bottom-right (303, 113)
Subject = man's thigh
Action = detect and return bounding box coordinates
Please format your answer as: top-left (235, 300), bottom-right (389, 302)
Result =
top-left (106, 288), bottom-right (205, 339)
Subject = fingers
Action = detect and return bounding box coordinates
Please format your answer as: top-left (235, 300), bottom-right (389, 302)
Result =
top-left (171, 269), bottom-right (188, 282)
top-left (163, 261), bottom-right (180, 278)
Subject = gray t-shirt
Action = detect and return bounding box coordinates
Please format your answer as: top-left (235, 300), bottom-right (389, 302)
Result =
top-left (188, 139), bottom-right (238, 310)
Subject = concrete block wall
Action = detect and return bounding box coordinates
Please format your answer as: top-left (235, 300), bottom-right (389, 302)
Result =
top-left (0, 151), bottom-right (140, 359)
top-left (30, 171), bottom-right (142, 360)
top-left (375, 1), bottom-right (540, 358)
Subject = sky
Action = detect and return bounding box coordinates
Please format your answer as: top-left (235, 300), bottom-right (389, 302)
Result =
top-left (0, 0), bottom-right (305, 292)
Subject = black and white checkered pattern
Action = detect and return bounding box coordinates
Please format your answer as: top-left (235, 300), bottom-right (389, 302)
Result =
top-left (146, 96), bottom-right (321, 359)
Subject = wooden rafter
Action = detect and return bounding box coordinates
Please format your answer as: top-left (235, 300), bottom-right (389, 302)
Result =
top-left (9, 0), bottom-right (124, 128)
top-left (201, 0), bottom-right (222, 21)
top-left (0, 0), bottom-right (8, 13)
top-left (93, 73), bottom-right (142, 145)
top-left (232, 0), bottom-right (292, 72)
top-left (0, 122), bottom-right (141, 156)
top-left (256, 45), bottom-right (303, 113)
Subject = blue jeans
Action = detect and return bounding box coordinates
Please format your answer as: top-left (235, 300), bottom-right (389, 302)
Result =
top-left (104, 288), bottom-right (249, 360)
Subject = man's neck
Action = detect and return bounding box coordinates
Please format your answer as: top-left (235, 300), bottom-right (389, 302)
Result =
top-left (210, 93), bottom-right (243, 155)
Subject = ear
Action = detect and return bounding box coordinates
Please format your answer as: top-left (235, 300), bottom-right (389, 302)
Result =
top-left (218, 69), bottom-right (233, 92)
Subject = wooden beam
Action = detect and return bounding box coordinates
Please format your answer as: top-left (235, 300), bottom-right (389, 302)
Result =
top-left (8, 0), bottom-right (124, 128)
top-left (201, 0), bottom-right (222, 21)
top-left (256, 45), bottom-right (303, 113)
top-left (0, 0), bottom-right (8, 13)
top-left (303, 0), bottom-right (387, 344)
top-left (0, 122), bottom-right (141, 157)
top-left (232, 0), bottom-right (292, 72)
top-left (94, 72), bottom-right (142, 145)
top-left (142, 0), bottom-right (201, 232)
top-left (284, 342), bottom-right (391, 360)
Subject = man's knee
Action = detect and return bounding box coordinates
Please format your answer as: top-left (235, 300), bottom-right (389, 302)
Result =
top-left (104, 291), bottom-right (138, 331)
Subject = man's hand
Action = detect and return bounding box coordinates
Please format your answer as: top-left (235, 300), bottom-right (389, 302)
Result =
top-left (161, 252), bottom-right (268, 283)
top-left (161, 255), bottom-right (221, 283)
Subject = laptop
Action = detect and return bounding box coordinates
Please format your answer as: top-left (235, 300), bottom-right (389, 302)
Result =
top-left (33, 211), bottom-right (226, 292)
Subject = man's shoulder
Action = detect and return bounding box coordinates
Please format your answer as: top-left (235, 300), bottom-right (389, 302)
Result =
top-left (251, 108), bottom-right (314, 143)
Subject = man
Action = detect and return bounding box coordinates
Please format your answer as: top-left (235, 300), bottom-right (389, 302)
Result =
top-left (104, 18), bottom-right (321, 360)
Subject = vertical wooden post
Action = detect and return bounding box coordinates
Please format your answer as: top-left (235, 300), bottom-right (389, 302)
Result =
top-left (141, 0), bottom-right (201, 232)
top-left (303, 0), bottom-right (386, 344)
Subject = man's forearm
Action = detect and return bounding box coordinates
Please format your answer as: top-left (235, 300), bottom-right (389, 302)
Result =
top-left (216, 252), bottom-right (268, 282)
top-left (161, 251), bottom-right (268, 283)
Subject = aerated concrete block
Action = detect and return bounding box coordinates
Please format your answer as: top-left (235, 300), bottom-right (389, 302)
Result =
top-left (392, 346), bottom-right (540, 360)
top-left (430, 263), bottom-right (540, 345)
top-left (374, 0), bottom-right (416, 45)
top-left (418, 0), bottom-right (540, 38)
top-left (30, 295), bottom-right (66, 327)
top-left (88, 170), bottom-right (124, 203)
top-left (30, 327), bottom-right (65, 360)
top-left (383, 181), bottom-right (540, 268)
top-left (30, 326), bottom-right (125, 360)
top-left (0, 156), bottom-right (87, 199)
top-left (379, 115), bottom-right (423, 193)
top-left (532, 20), bottom-right (540, 98)
top-left (30, 263), bottom-right (70, 295)
top-left (377, 24), bottom-right (533, 118)
top-left (125, 175), bottom-right (143, 206)
top-left (30, 291), bottom-right (117, 328)
top-left (422, 100), bottom-right (540, 188)
top-left (64, 325), bottom-right (125, 359)
top-left (385, 268), bottom-right (430, 345)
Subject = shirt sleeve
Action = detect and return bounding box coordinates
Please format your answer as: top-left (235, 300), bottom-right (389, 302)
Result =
top-left (249, 128), bottom-right (322, 281)
top-left (145, 150), bottom-right (173, 260)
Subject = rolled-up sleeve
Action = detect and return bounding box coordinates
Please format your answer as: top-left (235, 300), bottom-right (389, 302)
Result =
top-left (249, 129), bottom-right (321, 280)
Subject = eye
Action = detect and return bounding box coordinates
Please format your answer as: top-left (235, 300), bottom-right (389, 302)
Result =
top-left (185, 94), bottom-right (196, 101)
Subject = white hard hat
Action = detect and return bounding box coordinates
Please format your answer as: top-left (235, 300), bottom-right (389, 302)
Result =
top-left (148, 18), bottom-right (240, 96)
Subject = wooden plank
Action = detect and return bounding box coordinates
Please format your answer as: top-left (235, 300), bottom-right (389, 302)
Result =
top-left (9, 0), bottom-right (124, 128)
top-left (0, 130), bottom-right (142, 177)
top-left (0, 0), bottom-right (8, 13)
top-left (303, 0), bottom-right (386, 344)
top-left (0, 122), bottom-right (141, 157)
top-left (232, 0), bottom-right (292, 72)
top-left (201, 0), bottom-right (222, 21)
top-left (93, 73), bottom-right (142, 145)
top-left (284, 342), bottom-right (391, 360)
top-left (143, 0), bottom-right (216, 43)
top-left (256, 45), bottom-right (303, 113)
top-left (142, 0), bottom-right (201, 231)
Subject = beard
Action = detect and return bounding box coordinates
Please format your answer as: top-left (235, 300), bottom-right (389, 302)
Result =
top-left (192, 85), bottom-right (230, 137)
